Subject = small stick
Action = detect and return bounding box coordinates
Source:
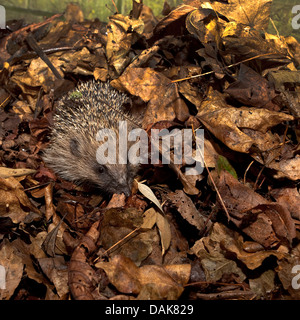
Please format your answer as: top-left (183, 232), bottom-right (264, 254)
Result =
top-left (192, 126), bottom-right (230, 221)
top-left (111, 0), bottom-right (119, 13)
top-left (243, 160), bottom-right (254, 185)
top-left (25, 33), bottom-right (63, 80)
top-left (94, 227), bottom-right (141, 262)
top-left (171, 53), bottom-right (281, 83)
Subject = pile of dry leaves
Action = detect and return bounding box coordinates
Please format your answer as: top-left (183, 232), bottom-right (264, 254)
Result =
top-left (0, 0), bottom-right (300, 300)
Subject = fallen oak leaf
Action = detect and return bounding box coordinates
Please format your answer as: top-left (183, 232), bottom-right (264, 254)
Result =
top-left (217, 171), bottom-right (296, 248)
top-left (106, 14), bottom-right (144, 74)
top-left (197, 88), bottom-right (294, 153)
top-left (111, 67), bottom-right (190, 127)
top-left (97, 207), bottom-right (155, 265)
top-left (211, 0), bottom-right (272, 30)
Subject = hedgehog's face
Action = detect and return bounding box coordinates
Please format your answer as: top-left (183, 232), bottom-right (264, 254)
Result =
top-left (90, 162), bottom-right (136, 196)
top-left (68, 135), bottom-right (138, 196)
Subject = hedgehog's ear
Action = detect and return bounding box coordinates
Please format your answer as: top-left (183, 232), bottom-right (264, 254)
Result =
top-left (70, 138), bottom-right (81, 157)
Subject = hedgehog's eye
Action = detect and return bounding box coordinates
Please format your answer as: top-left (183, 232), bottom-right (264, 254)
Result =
top-left (97, 165), bottom-right (105, 174)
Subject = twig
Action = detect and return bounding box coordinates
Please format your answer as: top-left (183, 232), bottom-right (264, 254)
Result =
top-left (270, 18), bottom-right (280, 38)
top-left (110, 0), bottom-right (119, 13)
top-left (196, 290), bottom-right (256, 300)
top-left (0, 95), bottom-right (10, 108)
top-left (243, 160), bottom-right (254, 185)
top-left (24, 182), bottom-right (51, 192)
top-left (4, 13), bottom-right (62, 42)
top-left (94, 227), bottom-right (141, 262)
top-left (25, 33), bottom-right (63, 80)
top-left (171, 52), bottom-right (283, 83)
top-left (184, 281), bottom-right (246, 289)
top-left (192, 126), bottom-right (230, 221)
top-left (253, 165), bottom-right (265, 191)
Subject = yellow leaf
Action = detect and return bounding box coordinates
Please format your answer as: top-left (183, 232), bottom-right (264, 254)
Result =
top-left (137, 181), bottom-right (163, 213)
top-left (141, 208), bottom-right (157, 229)
top-left (0, 167), bottom-right (36, 178)
top-left (156, 212), bottom-right (171, 256)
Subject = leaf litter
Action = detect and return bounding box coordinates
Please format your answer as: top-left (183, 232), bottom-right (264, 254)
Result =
top-left (0, 0), bottom-right (300, 300)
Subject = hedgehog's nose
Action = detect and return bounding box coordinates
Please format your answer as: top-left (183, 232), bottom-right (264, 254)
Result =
top-left (119, 185), bottom-right (131, 197)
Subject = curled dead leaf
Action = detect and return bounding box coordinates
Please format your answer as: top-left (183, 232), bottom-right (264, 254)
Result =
top-left (96, 255), bottom-right (191, 299)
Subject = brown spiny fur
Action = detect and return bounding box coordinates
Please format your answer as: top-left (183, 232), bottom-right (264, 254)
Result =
top-left (43, 80), bottom-right (140, 196)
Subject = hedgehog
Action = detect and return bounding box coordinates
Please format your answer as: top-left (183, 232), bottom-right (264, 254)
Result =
top-left (43, 80), bottom-right (140, 196)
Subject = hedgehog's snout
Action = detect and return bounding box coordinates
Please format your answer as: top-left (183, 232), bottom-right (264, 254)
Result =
top-left (118, 184), bottom-right (132, 197)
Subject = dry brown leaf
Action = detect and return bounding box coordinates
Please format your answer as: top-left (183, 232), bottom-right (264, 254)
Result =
top-left (186, 0), bottom-right (272, 30)
top-left (276, 244), bottom-right (300, 299)
top-left (149, 4), bottom-right (196, 43)
top-left (168, 189), bottom-right (211, 231)
top-left (186, 8), bottom-right (221, 46)
top-left (0, 177), bottom-right (40, 223)
top-left (38, 256), bottom-right (69, 299)
top-left (197, 89), bottom-right (294, 153)
top-left (111, 67), bottom-right (190, 127)
top-left (141, 208), bottom-right (157, 229)
top-left (59, 47), bottom-right (95, 76)
top-left (213, 0), bottom-right (272, 30)
top-left (222, 232), bottom-right (286, 270)
top-left (106, 14), bottom-right (144, 74)
top-left (98, 208), bottom-right (155, 265)
top-left (93, 68), bottom-right (108, 82)
top-left (137, 181), bottom-right (163, 213)
top-left (249, 270), bottom-right (276, 298)
top-left (269, 156), bottom-right (300, 181)
top-left (11, 55), bottom-right (64, 95)
top-left (155, 211), bottom-right (171, 256)
top-left (96, 255), bottom-right (190, 299)
top-left (225, 64), bottom-right (278, 109)
top-left (9, 237), bottom-right (46, 287)
top-left (190, 223), bottom-right (246, 282)
top-left (106, 193), bottom-right (126, 209)
top-left (168, 163), bottom-right (200, 195)
top-left (217, 171), bottom-right (296, 248)
top-left (0, 167), bottom-right (36, 178)
top-left (271, 188), bottom-right (300, 221)
top-left (0, 239), bottom-right (24, 300)
top-left (96, 255), bottom-right (141, 295)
